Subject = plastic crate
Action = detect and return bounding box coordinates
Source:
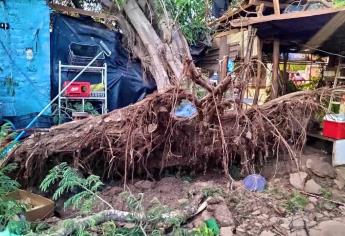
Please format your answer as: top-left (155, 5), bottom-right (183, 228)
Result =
top-left (323, 120), bottom-right (345, 140)
top-left (68, 43), bottom-right (105, 66)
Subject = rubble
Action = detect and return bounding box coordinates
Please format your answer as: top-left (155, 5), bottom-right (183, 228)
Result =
top-left (306, 158), bottom-right (336, 178)
top-left (289, 172), bottom-right (308, 190)
top-left (304, 179), bottom-right (322, 194)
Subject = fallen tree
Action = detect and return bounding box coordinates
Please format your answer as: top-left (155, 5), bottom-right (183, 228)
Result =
top-left (13, 79), bottom-right (329, 186)
top-left (12, 0), bottom-right (332, 185)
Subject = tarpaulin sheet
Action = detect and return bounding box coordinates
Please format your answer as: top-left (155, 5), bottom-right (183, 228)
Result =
top-left (51, 14), bottom-right (156, 111)
top-left (0, 0), bottom-right (50, 117)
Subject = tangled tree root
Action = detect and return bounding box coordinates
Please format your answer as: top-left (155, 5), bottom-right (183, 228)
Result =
top-left (12, 84), bottom-right (331, 186)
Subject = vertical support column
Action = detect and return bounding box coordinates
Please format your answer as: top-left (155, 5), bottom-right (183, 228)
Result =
top-left (218, 35), bottom-right (229, 81)
top-left (253, 38), bottom-right (263, 105)
top-left (271, 39), bottom-right (280, 99)
top-left (282, 53), bottom-right (288, 95)
top-left (273, 0), bottom-right (280, 15)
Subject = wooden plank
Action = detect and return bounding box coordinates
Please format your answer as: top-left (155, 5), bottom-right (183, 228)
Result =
top-left (49, 3), bottom-right (118, 21)
top-left (230, 8), bottom-right (345, 28)
top-left (273, 0), bottom-right (281, 15)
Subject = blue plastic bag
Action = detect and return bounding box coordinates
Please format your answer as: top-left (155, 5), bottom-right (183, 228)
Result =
top-left (243, 174), bottom-right (266, 192)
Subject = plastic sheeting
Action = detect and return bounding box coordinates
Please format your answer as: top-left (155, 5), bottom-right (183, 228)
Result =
top-left (50, 14), bottom-right (156, 111)
top-left (0, 0), bottom-right (50, 116)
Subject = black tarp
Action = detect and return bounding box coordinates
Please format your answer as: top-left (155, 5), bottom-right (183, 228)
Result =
top-left (51, 14), bottom-right (156, 111)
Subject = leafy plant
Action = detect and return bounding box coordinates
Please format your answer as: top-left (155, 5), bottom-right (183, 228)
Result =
top-left (193, 223), bottom-right (215, 236)
top-left (40, 163), bottom-right (184, 235)
top-left (40, 163), bottom-right (106, 213)
top-left (286, 192), bottom-right (309, 212)
top-left (334, 0), bottom-right (345, 7)
top-left (0, 164), bottom-right (30, 234)
top-left (201, 187), bottom-right (223, 198)
top-left (164, 0), bottom-right (211, 44)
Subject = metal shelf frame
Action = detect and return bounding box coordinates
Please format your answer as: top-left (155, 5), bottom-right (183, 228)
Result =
top-left (58, 60), bottom-right (108, 123)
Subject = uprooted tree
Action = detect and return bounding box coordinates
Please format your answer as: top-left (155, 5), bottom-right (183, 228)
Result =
top-left (12, 0), bottom-right (331, 186)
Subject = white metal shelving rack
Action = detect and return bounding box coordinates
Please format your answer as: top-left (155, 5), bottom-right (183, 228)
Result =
top-left (58, 60), bottom-right (108, 122)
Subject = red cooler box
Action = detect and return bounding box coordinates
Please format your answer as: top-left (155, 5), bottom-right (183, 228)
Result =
top-left (323, 119), bottom-right (345, 139)
top-left (63, 81), bottom-right (91, 97)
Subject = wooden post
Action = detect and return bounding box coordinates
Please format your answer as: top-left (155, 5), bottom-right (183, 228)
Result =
top-left (220, 56), bottom-right (229, 81)
top-left (282, 53), bottom-right (288, 95)
top-left (273, 0), bottom-right (280, 15)
top-left (271, 39), bottom-right (280, 99)
top-left (218, 35), bottom-right (229, 81)
top-left (253, 38), bottom-right (263, 105)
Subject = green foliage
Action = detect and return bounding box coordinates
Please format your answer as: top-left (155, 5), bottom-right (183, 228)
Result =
top-left (201, 187), bottom-right (223, 198)
top-left (192, 223), bottom-right (215, 236)
top-left (286, 192), bottom-right (309, 212)
top-left (0, 164), bottom-right (30, 234)
top-left (40, 163), bottom-right (104, 213)
top-left (334, 0), bottom-right (345, 7)
top-left (320, 188), bottom-right (332, 199)
top-left (165, 0), bottom-right (210, 44)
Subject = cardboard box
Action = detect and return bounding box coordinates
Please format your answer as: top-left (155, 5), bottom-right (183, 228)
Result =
top-left (7, 190), bottom-right (54, 221)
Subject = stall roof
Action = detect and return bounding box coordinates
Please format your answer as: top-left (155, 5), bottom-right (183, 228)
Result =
top-left (231, 8), bottom-right (345, 55)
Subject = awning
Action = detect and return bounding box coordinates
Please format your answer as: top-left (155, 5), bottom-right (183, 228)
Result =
top-left (231, 8), bottom-right (345, 55)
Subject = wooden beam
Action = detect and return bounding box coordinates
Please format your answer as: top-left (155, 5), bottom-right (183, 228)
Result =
top-left (273, 0), bottom-right (281, 15)
top-left (230, 8), bottom-right (345, 28)
top-left (49, 3), bottom-right (118, 21)
top-left (271, 39), bottom-right (280, 99)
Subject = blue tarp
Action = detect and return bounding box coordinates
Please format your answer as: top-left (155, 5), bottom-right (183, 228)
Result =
top-left (50, 14), bottom-right (156, 111)
top-left (0, 0), bottom-right (50, 117)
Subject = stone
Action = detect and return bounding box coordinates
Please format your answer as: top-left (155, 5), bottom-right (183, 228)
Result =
top-left (306, 159), bottom-right (336, 178)
top-left (269, 217), bottom-right (279, 224)
top-left (304, 179), bottom-right (322, 194)
top-left (260, 230), bottom-right (275, 236)
top-left (335, 166), bottom-right (345, 180)
top-left (323, 202), bottom-right (336, 211)
top-left (309, 218), bottom-right (345, 236)
top-left (220, 227), bottom-right (233, 236)
top-left (213, 204), bottom-right (234, 227)
top-left (207, 196), bottom-right (225, 205)
top-left (334, 179), bottom-right (345, 190)
top-left (289, 172), bottom-right (308, 190)
top-left (288, 229), bottom-right (308, 236)
top-left (254, 222), bottom-right (262, 228)
top-left (308, 196), bottom-right (318, 204)
top-left (251, 210), bottom-right (261, 216)
top-left (308, 220), bottom-right (317, 228)
top-left (332, 189), bottom-right (345, 202)
top-left (192, 210), bottom-right (212, 228)
top-left (291, 217), bottom-right (305, 230)
top-left (305, 203), bottom-right (315, 211)
top-left (315, 213), bottom-right (324, 221)
top-left (178, 198), bottom-right (188, 205)
top-left (134, 180), bottom-right (154, 191)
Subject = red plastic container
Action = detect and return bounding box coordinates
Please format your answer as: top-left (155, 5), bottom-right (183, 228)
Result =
top-left (323, 120), bottom-right (345, 139)
top-left (63, 81), bottom-right (91, 97)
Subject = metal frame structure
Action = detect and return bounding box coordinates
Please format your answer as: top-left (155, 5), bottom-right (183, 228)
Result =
top-left (57, 60), bottom-right (108, 123)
